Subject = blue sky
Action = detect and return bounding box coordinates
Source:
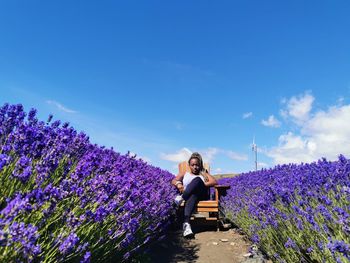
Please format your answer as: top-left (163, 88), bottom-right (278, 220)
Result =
top-left (1, 1), bottom-right (350, 175)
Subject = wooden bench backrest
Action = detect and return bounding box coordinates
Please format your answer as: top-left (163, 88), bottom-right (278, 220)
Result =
top-left (178, 161), bottom-right (210, 175)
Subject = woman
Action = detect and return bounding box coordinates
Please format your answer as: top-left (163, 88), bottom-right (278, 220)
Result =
top-left (171, 152), bottom-right (218, 238)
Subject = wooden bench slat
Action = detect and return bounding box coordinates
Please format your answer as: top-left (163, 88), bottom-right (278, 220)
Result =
top-left (180, 200), bottom-right (218, 208)
top-left (203, 217), bottom-right (218, 221)
top-left (197, 207), bottom-right (219, 212)
top-left (197, 201), bottom-right (218, 207)
top-left (190, 216), bottom-right (218, 221)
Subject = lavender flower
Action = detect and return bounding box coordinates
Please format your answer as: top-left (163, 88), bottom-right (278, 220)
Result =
top-left (59, 233), bottom-right (80, 255)
top-left (0, 153), bottom-right (11, 170)
top-left (80, 251), bottom-right (91, 263)
top-left (220, 153), bottom-right (350, 262)
top-left (0, 103), bottom-right (179, 262)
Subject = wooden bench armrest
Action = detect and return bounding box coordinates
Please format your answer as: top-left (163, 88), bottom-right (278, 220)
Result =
top-left (214, 185), bottom-right (230, 190)
top-left (213, 185), bottom-right (230, 202)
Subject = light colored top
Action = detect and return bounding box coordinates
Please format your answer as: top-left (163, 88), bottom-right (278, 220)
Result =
top-left (183, 172), bottom-right (205, 190)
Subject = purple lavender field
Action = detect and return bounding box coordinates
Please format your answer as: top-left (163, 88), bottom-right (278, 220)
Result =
top-left (0, 103), bottom-right (177, 262)
top-left (220, 157), bottom-right (350, 262)
top-left (2, 102), bottom-right (350, 263)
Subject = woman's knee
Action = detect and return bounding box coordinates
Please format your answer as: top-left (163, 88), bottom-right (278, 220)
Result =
top-left (191, 177), bottom-right (204, 186)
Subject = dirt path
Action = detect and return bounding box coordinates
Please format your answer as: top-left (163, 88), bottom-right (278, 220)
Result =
top-left (144, 222), bottom-right (254, 263)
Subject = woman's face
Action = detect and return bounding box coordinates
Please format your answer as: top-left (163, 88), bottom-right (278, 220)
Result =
top-left (189, 158), bottom-right (200, 175)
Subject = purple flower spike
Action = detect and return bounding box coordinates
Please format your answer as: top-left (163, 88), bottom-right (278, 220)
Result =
top-left (59, 233), bottom-right (80, 255)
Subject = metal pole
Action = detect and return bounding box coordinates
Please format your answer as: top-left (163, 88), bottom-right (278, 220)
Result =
top-left (252, 137), bottom-right (257, 171)
top-left (255, 145), bottom-right (257, 171)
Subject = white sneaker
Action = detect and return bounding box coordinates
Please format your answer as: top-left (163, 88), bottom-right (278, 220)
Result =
top-left (174, 195), bottom-right (184, 206)
top-left (183, 222), bottom-right (194, 238)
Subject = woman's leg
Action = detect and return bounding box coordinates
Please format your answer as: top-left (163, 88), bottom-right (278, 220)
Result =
top-left (183, 177), bottom-right (209, 223)
top-left (184, 195), bottom-right (198, 223)
top-left (182, 177), bottom-right (208, 201)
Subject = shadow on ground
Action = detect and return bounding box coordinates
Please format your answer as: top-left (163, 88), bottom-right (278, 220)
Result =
top-left (142, 229), bottom-right (200, 263)
top-left (140, 222), bottom-right (225, 263)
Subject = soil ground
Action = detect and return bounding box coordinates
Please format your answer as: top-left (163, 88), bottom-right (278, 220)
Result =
top-left (143, 220), bottom-right (253, 263)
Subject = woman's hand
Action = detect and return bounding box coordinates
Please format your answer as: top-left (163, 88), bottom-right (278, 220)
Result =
top-left (203, 174), bottom-right (209, 182)
top-left (177, 183), bottom-right (184, 193)
top-left (203, 171), bottom-right (218, 187)
top-left (172, 172), bottom-right (185, 192)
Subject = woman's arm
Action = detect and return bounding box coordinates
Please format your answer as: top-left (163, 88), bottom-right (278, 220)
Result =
top-left (203, 171), bottom-right (218, 187)
top-left (171, 172), bottom-right (185, 193)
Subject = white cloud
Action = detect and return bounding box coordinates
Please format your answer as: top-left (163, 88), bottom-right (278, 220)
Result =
top-left (258, 162), bottom-right (269, 168)
top-left (140, 156), bottom-right (151, 163)
top-left (160, 147), bottom-right (192, 163)
top-left (267, 95), bottom-right (350, 165)
top-left (201, 147), bottom-right (219, 163)
top-left (161, 146), bottom-right (248, 175)
top-left (128, 151), bottom-right (152, 163)
top-left (46, 100), bottom-right (77, 113)
top-left (160, 147), bottom-right (220, 164)
top-left (261, 115), bottom-right (281, 128)
top-left (161, 147), bottom-right (248, 167)
top-left (337, 96), bottom-right (345, 106)
top-left (172, 164), bottom-right (179, 170)
top-left (282, 92), bottom-right (314, 125)
top-left (226, 150), bottom-right (248, 161)
top-left (128, 151), bottom-right (137, 157)
top-left (242, 112), bottom-right (253, 119)
top-left (267, 132), bottom-right (316, 164)
top-left (301, 105), bottom-right (350, 157)
top-left (214, 168), bottom-right (223, 173)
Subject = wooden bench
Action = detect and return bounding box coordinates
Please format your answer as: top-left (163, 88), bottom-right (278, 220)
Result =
top-left (178, 161), bottom-right (230, 229)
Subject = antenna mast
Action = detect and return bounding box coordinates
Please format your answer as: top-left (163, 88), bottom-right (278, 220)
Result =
top-left (252, 136), bottom-right (257, 171)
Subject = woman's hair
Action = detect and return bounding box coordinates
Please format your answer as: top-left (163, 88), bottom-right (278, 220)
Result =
top-left (188, 152), bottom-right (205, 172)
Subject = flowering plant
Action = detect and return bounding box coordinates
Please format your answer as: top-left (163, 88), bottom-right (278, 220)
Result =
top-left (0, 103), bottom-right (177, 262)
top-left (220, 156), bottom-right (350, 262)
